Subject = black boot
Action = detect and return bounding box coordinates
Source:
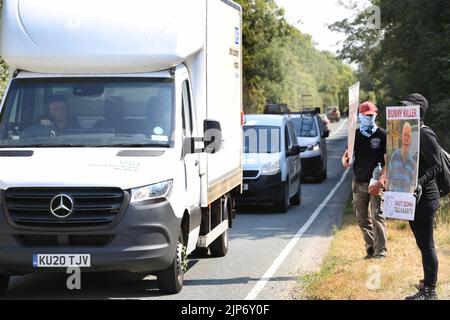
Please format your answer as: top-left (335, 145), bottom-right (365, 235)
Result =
top-left (415, 279), bottom-right (424, 290)
top-left (364, 247), bottom-right (374, 260)
top-left (405, 286), bottom-right (438, 300)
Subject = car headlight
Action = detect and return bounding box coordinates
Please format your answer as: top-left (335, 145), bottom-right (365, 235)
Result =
top-left (130, 180), bottom-right (173, 203)
top-left (261, 161), bottom-right (280, 175)
top-left (307, 142), bottom-right (320, 151)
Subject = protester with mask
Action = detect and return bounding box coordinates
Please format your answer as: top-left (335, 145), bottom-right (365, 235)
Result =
top-left (401, 94), bottom-right (442, 300)
top-left (342, 101), bottom-right (388, 259)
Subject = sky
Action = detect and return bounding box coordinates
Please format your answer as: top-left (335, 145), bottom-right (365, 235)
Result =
top-left (274, 0), bottom-right (371, 53)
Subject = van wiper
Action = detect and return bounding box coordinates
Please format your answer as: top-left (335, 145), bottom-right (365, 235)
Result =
top-left (0, 143), bottom-right (170, 148)
top-left (0, 144), bottom-right (91, 148)
top-left (103, 143), bottom-right (170, 148)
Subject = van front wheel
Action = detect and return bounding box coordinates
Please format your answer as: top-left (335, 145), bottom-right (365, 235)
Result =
top-left (157, 231), bottom-right (186, 294)
top-left (277, 182), bottom-right (289, 213)
top-left (290, 183), bottom-right (301, 206)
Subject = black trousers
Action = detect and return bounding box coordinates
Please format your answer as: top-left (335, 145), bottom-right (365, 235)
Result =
top-left (409, 198), bottom-right (440, 287)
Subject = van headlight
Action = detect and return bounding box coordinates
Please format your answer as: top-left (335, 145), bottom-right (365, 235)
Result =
top-left (130, 180), bottom-right (173, 203)
top-left (261, 161), bottom-right (280, 176)
top-left (307, 142), bottom-right (320, 151)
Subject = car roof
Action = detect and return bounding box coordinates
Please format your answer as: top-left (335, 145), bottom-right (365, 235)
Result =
top-left (244, 114), bottom-right (289, 127)
top-left (290, 114), bottom-right (318, 120)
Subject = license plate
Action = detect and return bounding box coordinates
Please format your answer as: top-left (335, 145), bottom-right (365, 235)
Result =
top-left (33, 254), bottom-right (91, 268)
top-left (243, 184), bottom-right (249, 191)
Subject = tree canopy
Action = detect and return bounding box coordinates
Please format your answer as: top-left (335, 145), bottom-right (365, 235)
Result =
top-left (236, 0), bottom-right (355, 113)
top-left (331, 0), bottom-right (450, 148)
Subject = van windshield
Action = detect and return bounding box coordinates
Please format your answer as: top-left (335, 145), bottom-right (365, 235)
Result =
top-left (243, 126), bottom-right (281, 154)
top-left (0, 78), bottom-right (174, 148)
top-left (291, 117), bottom-right (318, 138)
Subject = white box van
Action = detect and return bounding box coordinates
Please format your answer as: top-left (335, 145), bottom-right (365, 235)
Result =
top-left (0, 0), bottom-right (242, 294)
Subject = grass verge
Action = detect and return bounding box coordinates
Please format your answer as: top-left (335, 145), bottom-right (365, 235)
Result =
top-left (298, 196), bottom-right (450, 300)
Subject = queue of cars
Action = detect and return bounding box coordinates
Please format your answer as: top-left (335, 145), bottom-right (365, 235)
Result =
top-left (236, 106), bottom-right (337, 212)
top-left (291, 112), bottom-right (329, 182)
top-left (326, 106), bottom-right (341, 122)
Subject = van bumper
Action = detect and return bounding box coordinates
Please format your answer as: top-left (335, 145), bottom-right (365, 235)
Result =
top-left (236, 173), bottom-right (283, 205)
top-left (0, 200), bottom-right (181, 275)
top-left (301, 156), bottom-right (324, 177)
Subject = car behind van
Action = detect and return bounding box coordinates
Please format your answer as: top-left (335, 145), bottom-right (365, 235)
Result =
top-left (237, 115), bottom-right (302, 213)
top-left (291, 113), bottom-right (328, 182)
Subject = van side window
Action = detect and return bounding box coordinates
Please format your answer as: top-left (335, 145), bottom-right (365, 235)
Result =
top-left (316, 117), bottom-right (324, 136)
top-left (285, 126), bottom-right (291, 151)
top-left (181, 80), bottom-right (193, 136)
top-left (287, 122), bottom-right (298, 146)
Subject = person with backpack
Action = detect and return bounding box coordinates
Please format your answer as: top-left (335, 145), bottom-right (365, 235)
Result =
top-left (401, 94), bottom-right (443, 300)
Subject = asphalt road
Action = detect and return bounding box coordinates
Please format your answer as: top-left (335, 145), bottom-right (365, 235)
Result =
top-left (2, 119), bottom-right (352, 300)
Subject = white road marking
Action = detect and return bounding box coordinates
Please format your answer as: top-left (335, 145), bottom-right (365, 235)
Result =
top-left (330, 119), bottom-right (348, 139)
top-left (245, 168), bottom-right (351, 300)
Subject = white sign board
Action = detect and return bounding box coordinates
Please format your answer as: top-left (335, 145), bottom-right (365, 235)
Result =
top-left (383, 192), bottom-right (417, 221)
top-left (348, 82), bottom-right (360, 165)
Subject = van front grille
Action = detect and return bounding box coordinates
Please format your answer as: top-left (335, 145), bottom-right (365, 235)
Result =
top-left (15, 235), bottom-right (113, 247)
top-left (4, 188), bottom-right (126, 228)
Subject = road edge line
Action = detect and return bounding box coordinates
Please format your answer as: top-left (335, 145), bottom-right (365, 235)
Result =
top-left (245, 168), bottom-right (351, 300)
top-left (330, 118), bottom-right (348, 138)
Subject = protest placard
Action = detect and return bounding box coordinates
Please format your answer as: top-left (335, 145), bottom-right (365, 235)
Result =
top-left (347, 82), bottom-right (360, 165)
top-left (384, 105), bottom-right (421, 221)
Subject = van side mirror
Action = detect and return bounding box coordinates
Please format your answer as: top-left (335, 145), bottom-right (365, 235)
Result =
top-left (182, 120), bottom-right (223, 156)
top-left (287, 145), bottom-right (302, 157)
top-left (203, 120), bottom-right (223, 154)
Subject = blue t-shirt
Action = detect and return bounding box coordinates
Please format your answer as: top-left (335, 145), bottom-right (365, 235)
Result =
top-left (387, 149), bottom-right (417, 193)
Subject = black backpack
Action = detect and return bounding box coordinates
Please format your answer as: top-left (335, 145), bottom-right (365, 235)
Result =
top-left (421, 126), bottom-right (450, 197)
top-left (437, 148), bottom-right (450, 197)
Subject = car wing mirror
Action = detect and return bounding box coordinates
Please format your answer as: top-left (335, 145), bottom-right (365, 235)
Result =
top-left (287, 145), bottom-right (302, 156)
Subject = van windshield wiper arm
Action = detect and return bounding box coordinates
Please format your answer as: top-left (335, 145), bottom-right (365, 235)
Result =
top-left (0, 144), bottom-right (91, 148)
top-left (102, 143), bottom-right (170, 148)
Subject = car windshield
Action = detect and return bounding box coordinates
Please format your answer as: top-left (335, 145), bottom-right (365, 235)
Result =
top-left (243, 125), bottom-right (281, 154)
top-left (0, 78), bottom-right (174, 148)
top-left (291, 117), bottom-right (318, 137)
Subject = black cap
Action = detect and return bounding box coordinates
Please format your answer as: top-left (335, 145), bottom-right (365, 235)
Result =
top-left (401, 93), bottom-right (429, 119)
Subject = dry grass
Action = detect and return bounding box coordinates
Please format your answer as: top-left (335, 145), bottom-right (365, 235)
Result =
top-left (299, 197), bottom-right (450, 300)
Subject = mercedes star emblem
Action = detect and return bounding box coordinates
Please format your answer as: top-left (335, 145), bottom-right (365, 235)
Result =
top-left (50, 194), bottom-right (74, 219)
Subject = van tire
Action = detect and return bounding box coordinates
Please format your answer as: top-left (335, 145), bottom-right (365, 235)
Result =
top-left (0, 275), bottom-right (9, 294)
top-left (209, 230), bottom-right (228, 257)
top-left (315, 170), bottom-right (325, 183)
top-left (210, 196), bottom-right (230, 257)
top-left (291, 183), bottom-right (301, 206)
top-left (157, 231), bottom-right (186, 294)
top-left (277, 182), bottom-right (289, 213)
